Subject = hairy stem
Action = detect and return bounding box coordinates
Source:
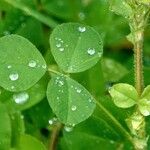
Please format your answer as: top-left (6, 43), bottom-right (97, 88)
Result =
top-left (129, 4), bottom-right (149, 149)
top-left (49, 122), bottom-right (63, 150)
top-left (3, 0), bottom-right (58, 28)
top-left (134, 31), bottom-right (144, 96)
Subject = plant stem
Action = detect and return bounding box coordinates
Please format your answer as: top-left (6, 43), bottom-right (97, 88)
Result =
top-left (3, 0), bottom-right (58, 28)
top-left (134, 30), bottom-right (144, 96)
top-left (49, 122), bottom-right (63, 150)
top-left (128, 3), bottom-right (150, 149)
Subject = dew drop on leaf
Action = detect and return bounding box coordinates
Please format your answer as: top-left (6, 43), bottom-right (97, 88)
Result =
top-left (76, 88), bottom-right (82, 93)
top-left (42, 64), bottom-right (47, 69)
top-left (48, 117), bottom-right (57, 125)
top-left (11, 86), bottom-right (15, 90)
top-left (88, 99), bottom-right (92, 103)
top-left (71, 105), bottom-right (77, 111)
top-left (78, 26), bottom-right (86, 32)
top-left (87, 48), bottom-right (95, 55)
top-left (13, 92), bottom-right (29, 104)
top-left (56, 43), bottom-right (61, 48)
top-left (59, 48), bottom-right (64, 52)
top-left (7, 65), bottom-right (12, 69)
top-left (58, 80), bottom-right (64, 86)
top-left (28, 60), bottom-right (37, 68)
top-left (64, 126), bottom-right (73, 132)
top-left (9, 73), bottom-right (19, 81)
top-left (48, 119), bottom-right (53, 125)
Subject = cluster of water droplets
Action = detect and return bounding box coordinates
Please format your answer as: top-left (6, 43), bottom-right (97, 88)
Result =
top-left (28, 60), bottom-right (46, 69)
top-left (48, 117), bottom-right (58, 125)
top-left (78, 26), bottom-right (86, 33)
top-left (13, 92), bottom-right (29, 104)
top-left (55, 76), bottom-right (65, 87)
top-left (7, 59), bottom-right (46, 89)
top-left (64, 124), bottom-right (75, 132)
top-left (55, 37), bottom-right (68, 52)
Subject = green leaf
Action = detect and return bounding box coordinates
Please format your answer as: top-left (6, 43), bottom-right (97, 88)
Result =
top-left (138, 86), bottom-right (150, 116)
top-left (5, 74), bottom-right (48, 111)
top-left (41, 0), bottom-right (81, 20)
top-left (102, 58), bottom-right (128, 82)
top-left (65, 116), bottom-right (120, 141)
top-left (62, 131), bottom-right (117, 150)
top-left (138, 98), bottom-right (150, 116)
top-left (19, 134), bottom-right (46, 150)
top-left (0, 103), bottom-right (11, 150)
top-left (141, 85), bottom-right (150, 100)
top-left (47, 74), bottom-right (96, 125)
top-left (109, 0), bottom-right (132, 19)
top-left (50, 23), bottom-right (103, 73)
top-left (0, 34), bottom-right (46, 92)
top-left (23, 99), bottom-right (53, 130)
top-left (109, 83), bottom-right (138, 108)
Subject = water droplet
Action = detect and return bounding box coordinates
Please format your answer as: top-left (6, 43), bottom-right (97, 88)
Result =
top-left (48, 119), bottom-right (53, 125)
top-left (87, 48), bottom-right (95, 55)
top-left (64, 126), bottom-right (73, 132)
top-left (76, 88), bottom-right (81, 93)
top-left (88, 99), bottom-right (92, 103)
top-left (28, 60), bottom-right (37, 68)
top-left (56, 43), bottom-right (61, 48)
top-left (7, 65), bottom-right (12, 69)
top-left (13, 92), bottom-right (29, 104)
top-left (78, 26), bottom-right (86, 32)
top-left (11, 86), bottom-right (15, 90)
top-left (9, 73), bottom-right (19, 81)
top-left (59, 48), bottom-right (64, 52)
top-left (71, 105), bottom-right (77, 111)
top-left (42, 64), bottom-right (47, 69)
top-left (48, 117), bottom-right (57, 125)
top-left (98, 52), bottom-right (102, 57)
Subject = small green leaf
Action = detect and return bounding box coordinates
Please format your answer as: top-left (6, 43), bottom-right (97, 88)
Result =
top-left (0, 103), bottom-right (11, 150)
top-left (109, 0), bottom-right (132, 19)
top-left (0, 34), bottom-right (46, 92)
top-left (141, 85), bottom-right (150, 99)
top-left (138, 86), bottom-right (150, 116)
top-left (47, 74), bottom-right (96, 125)
top-left (50, 23), bottom-right (103, 73)
top-left (109, 83), bottom-right (138, 108)
top-left (19, 134), bottom-right (46, 150)
top-left (138, 98), bottom-right (150, 116)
